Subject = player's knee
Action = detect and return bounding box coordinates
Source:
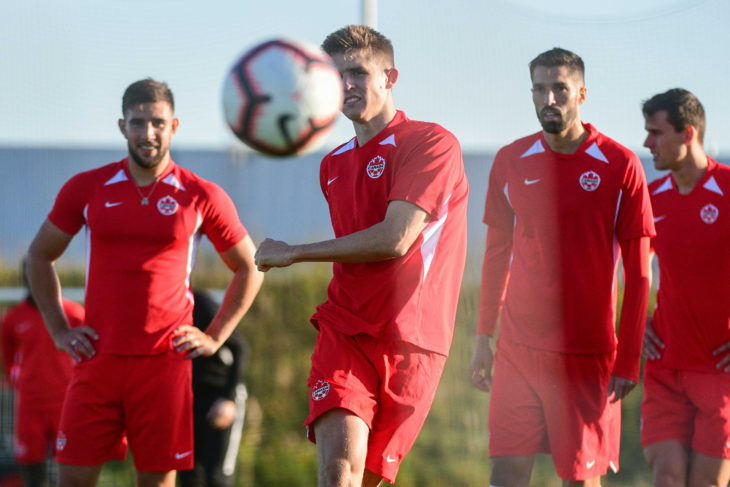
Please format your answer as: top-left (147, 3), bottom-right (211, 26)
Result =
top-left (318, 457), bottom-right (366, 487)
top-left (653, 467), bottom-right (685, 487)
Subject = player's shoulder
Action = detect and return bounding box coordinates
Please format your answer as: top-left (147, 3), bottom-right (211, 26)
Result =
top-left (396, 114), bottom-right (460, 147)
top-left (495, 131), bottom-right (542, 161)
top-left (710, 158), bottom-right (730, 181)
top-left (170, 162), bottom-right (228, 198)
top-left (323, 137), bottom-right (357, 160)
top-left (65, 159), bottom-right (126, 188)
top-left (589, 125), bottom-right (639, 163)
top-left (648, 173), bottom-right (673, 196)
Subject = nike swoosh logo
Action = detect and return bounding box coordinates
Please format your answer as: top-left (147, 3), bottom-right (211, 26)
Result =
top-left (175, 451), bottom-right (192, 460)
top-left (586, 460), bottom-right (596, 469)
top-left (524, 178), bottom-right (540, 185)
top-left (653, 215), bottom-right (666, 222)
top-left (327, 176), bottom-right (339, 185)
top-left (105, 201), bottom-right (123, 208)
top-left (386, 456), bottom-right (398, 463)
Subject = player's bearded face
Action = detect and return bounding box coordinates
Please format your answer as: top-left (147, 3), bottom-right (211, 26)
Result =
top-left (120, 101), bottom-right (178, 170)
top-left (531, 65), bottom-right (585, 135)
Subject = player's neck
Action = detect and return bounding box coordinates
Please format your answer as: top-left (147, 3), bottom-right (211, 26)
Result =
top-left (543, 120), bottom-right (587, 155)
top-left (353, 104), bottom-right (397, 147)
top-left (127, 156), bottom-right (170, 186)
top-left (672, 148), bottom-right (708, 195)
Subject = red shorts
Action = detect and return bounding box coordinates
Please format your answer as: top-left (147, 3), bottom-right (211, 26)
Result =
top-left (14, 397), bottom-right (65, 464)
top-left (305, 324), bottom-right (447, 484)
top-left (489, 339), bottom-right (620, 480)
top-left (641, 361), bottom-right (730, 458)
top-left (56, 351), bottom-right (193, 471)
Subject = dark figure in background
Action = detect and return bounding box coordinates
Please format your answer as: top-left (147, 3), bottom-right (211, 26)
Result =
top-left (179, 290), bottom-right (249, 487)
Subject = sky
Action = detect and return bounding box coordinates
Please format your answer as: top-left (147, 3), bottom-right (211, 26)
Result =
top-left (1, 0), bottom-right (728, 157)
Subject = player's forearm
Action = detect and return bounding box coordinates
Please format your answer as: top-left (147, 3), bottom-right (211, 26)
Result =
top-left (477, 225), bottom-right (513, 335)
top-left (204, 262), bottom-right (263, 347)
top-left (26, 252), bottom-right (71, 341)
top-left (613, 236), bottom-right (652, 382)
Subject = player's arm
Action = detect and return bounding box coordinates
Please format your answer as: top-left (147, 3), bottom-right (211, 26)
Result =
top-left (27, 219), bottom-right (98, 362)
top-left (254, 199), bottom-right (430, 271)
top-left (470, 224), bottom-right (513, 392)
top-left (642, 250), bottom-right (664, 360)
top-left (0, 314), bottom-right (15, 383)
top-left (608, 236), bottom-right (652, 402)
top-left (174, 235), bottom-right (263, 358)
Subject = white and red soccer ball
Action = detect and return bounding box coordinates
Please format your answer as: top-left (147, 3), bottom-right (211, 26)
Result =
top-left (222, 38), bottom-right (343, 157)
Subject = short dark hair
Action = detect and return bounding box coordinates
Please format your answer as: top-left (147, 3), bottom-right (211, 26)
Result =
top-left (322, 25), bottom-right (394, 66)
top-left (529, 47), bottom-right (584, 82)
top-left (121, 78), bottom-right (174, 116)
top-left (642, 88), bottom-right (706, 143)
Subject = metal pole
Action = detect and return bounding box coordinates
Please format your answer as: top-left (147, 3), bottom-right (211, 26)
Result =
top-left (363, 0), bottom-right (377, 29)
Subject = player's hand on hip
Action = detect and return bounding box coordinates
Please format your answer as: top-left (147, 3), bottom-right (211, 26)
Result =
top-left (254, 238), bottom-right (295, 271)
top-left (469, 334), bottom-right (494, 392)
top-left (712, 340), bottom-right (730, 372)
top-left (207, 398), bottom-right (237, 429)
top-left (58, 326), bottom-right (99, 362)
top-left (642, 315), bottom-right (664, 360)
top-left (173, 324), bottom-right (217, 359)
top-left (607, 375), bottom-right (636, 403)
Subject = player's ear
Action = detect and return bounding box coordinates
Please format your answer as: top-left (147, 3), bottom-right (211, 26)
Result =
top-left (385, 67), bottom-right (398, 89)
top-left (578, 85), bottom-right (587, 105)
top-left (171, 117), bottom-right (180, 134)
top-left (683, 125), bottom-right (695, 144)
top-left (118, 119), bottom-right (127, 138)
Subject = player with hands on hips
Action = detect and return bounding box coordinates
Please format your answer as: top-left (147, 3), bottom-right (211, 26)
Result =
top-left (26, 78), bottom-right (263, 487)
top-left (471, 47), bottom-right (654, 487)
top-left (256, 25), bottom-right (468, 487)
top-left (640, 88), bottom-right (730, 487)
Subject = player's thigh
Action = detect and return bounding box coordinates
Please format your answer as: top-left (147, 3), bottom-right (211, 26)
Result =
top-left (641, 362), bottom-right (694, 448)
top-left (58, 464), bottom-right (103, 487)
top-left (643, 440), bottom-right (688, 486)
top-left (56, 358), bottom-right (128, 466)
top-left (490, 455), bottom-right (535, 487)
top-left (366, 341), bottom-right (447, 483)
top-left (488, 340), bottom-right (549, 457)
top-left (540, 351), bottom-right (619, 480)
top-left (136, 470), bottom-right (176, 487)
top-left (688, 452), bottom-right (730, 487)
top-left (305, 326), bottom-right (379, 442)
top-left (687, 370), bottom-right (730, 459)
top-left (124, 352), bottom-right (193, 472)
top-left (314, 408), bottom-right (370, 466)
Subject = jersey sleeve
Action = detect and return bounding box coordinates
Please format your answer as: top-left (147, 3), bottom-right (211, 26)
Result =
top-left (615, 154), bottom-right (655, 241)
top-left (47, 173), bottom-right (90, 235)
top-left (483, 149), bottom-right (515, 229)
top-left (199, 182), bottom-right (248, 253)
top-left (388, 127), bottom-right (464, 220)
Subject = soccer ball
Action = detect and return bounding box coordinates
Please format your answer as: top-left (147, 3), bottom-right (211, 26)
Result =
top-left (222, 38), bottom-right (343, 157)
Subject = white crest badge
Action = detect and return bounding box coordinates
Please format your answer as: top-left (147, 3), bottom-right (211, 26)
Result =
top-left (56, 432), bottom-right (67, 451)
top-left (366, 156), bottom-right (386, 179)
top-left (579, 171), bottom-right (601, 191)
top-left (157, 196), bottom-right (179, 216)
top-left (700, 203), bottom-right (719, 224)
top-left (311, 379), bottom-right (330, 401)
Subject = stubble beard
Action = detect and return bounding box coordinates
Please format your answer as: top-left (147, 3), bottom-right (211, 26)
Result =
top-left (128, 141), bottom-right (167, 171)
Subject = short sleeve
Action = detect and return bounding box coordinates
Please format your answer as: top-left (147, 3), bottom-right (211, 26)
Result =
top-left (388, 127), bottom-right (464, 220)
top-left (48, 174), bottom-right (89, 235)
top-left (616, 154), bottom-right (655, 241)
top-left (199, 182), bottom-right (248, 253)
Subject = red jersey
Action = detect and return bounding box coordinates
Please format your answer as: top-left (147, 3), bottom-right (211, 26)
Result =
top-left (311, 111), bottom-right (468, 356)
top-left (649, 158), bottom-right (730, 372)
top-left (0, 298), bottom-right (84, 403)
top-left (481, 124), bottom-right (654, 361)
top-left (48, 158), bottom-right (247, 355)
